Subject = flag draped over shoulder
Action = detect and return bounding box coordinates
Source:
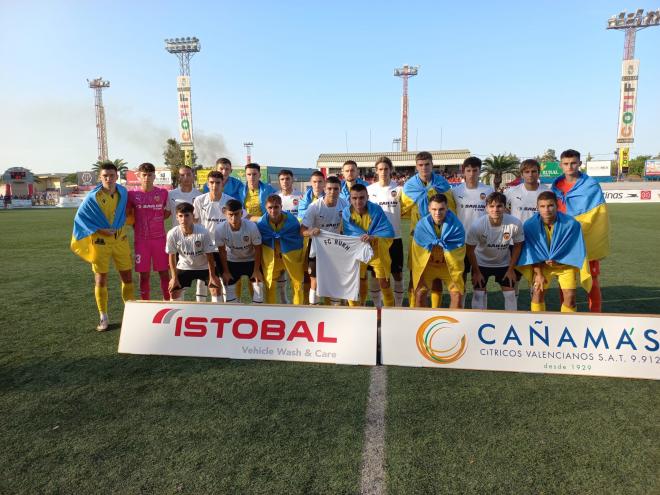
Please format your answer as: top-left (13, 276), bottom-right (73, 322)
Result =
top-left (341, 202), bottom-right (395, 238)
top-left (257, 212), bottom-right (304, 286)
top-left (240, 180), bottom-right (276, 212)
top-left (410, 211), bottom-right (465, 290)
top-left (340, 178), bottom-right (369, 200)
top-left (70, 184), bottom-right (128, 263)
top-left (297, 187), bottom-right (323, 221)
top-left (517, 212), bottom-right (592, 290)
top-left (552, 173), bottom-right (609, 260)
top-left (402, 173), bottom-right (451, 218)
top-left (223, 176), bottom-right (245, 201)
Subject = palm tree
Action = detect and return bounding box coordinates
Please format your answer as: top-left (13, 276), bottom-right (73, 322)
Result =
top-left (482, 154), bottom-right (520, 191)
top-left (92, 159), bottom-right (129, 179)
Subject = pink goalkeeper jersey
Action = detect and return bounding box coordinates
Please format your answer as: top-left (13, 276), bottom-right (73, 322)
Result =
top-left (128, 187), bottom-right (168, 240)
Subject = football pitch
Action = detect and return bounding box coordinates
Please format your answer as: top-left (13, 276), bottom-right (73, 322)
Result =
top-left (1, 205), bottom-right (658, 494)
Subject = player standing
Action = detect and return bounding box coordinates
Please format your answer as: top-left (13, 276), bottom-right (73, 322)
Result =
top-left (466, 192), bottom-right (524, 311)
top-left (127, 162), bottom-right (170, 301)
top-left (367, 156), bottom-right (405, 307)
top-left (552, 149), bottom-right (609, 312)
top-left (166, 165), bottom-right (201, 213)
top-left (243, 163), bottom-right (276, 221)
top-left (339, 160), bottom-right (369, 201)
top-left (213, 157), bottom-right (245, 200)
top-left (505, 159), bottom-right (549, 223)
top-left (71, 162), bottom-right (134, 331)
top-left (276, 169), bottom-right (303, 303)
top-left (297, 171), bottom-right (326, 221)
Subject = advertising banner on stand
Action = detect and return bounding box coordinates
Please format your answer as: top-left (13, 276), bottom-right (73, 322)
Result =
top-left (119, 302), bottom-right (377, 365)
top-left (602, 189), bottom-right (660, 203)
top-left (617, 59), bottom-right (639, 145)
top-left (177, 76), bottom-right (194, 150)
top-left (381, 308), bottom-right (659, 380)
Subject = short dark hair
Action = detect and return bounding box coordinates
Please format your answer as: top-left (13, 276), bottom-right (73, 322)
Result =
top-left (375, 156), bottom-right (393, 170)
top-left (537, 191), bottom-right (557, 204)
top-left (429, 193), bottom-right (448, 205)
top-left (175, 202), bottom-right (194, 214)
top-left (462, 156), bottom-right (482, 170)
top-left (215, 157), bottom-right (232, 167)
top-left (415, 151), bottom-right (433, 162)
top-left (486, 191), bottom-right (507, 206)
top-left (208, 171), bottom-right (224, 181)
top-left (310, 170), bottom-right (325, 179)
top-left (137, 162), bottom-right (155, 173)
top-left (278, 169), bottom-right (293, 178)
top-left (178, 165), bottom-right (193, 173)
top-left (100, 161), bottom-right (118, 172)
top-left (246, 163), bottom-right (261, 171)
top-left (520, 159), bottom-right (540, 172)
top-left (342, 160), bottom-right (358, 169)
top-left (266, 194), bottom-right (282, 205)
top-left (350, 183), bottom-right (367, 194)
top-left (326, 176), bottom-right (341, 185)
top-left (560, 149), bottom-right (581, 161)
top-left (225, 199), bottom-right (243, 212)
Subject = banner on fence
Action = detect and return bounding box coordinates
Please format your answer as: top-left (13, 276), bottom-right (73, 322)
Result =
top-left (380, 308), bottom-right (659, 379)
top-left (119, 301), bottom-right (377, 365)
top-left (603, 189), bottom-right (660, 203)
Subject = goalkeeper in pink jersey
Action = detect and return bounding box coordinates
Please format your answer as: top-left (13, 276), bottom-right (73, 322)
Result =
top-left (127, 162), bottom-right (171, 300)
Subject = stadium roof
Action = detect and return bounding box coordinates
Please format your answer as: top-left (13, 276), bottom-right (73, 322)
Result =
top-left (317, 149), bottom-right (471, 169)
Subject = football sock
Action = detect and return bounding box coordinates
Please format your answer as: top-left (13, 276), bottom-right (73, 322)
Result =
top-left (503, 290), bottom-right (517, 311)
top-left (330, 298), bottom-right (341, 306)
top-left (368, 276), bottom-right (382, 308)
top-left (588, 275), bottom-right (602, 313)
top-left (95, 286), bottom-right (108, 314)
top-left (292, 284), bottom-right (304, 305)
top-left (159, 273), bottom-right (170, 301)
top-left (251, 281), bottom-right (264, 303)
top-left (431, 291), bottom-right (442, 308)
top-left (471, 291), bottom-right (487, 310)
top-left (139, 276), bottom-right (150, 300)
top-left (560, 304), bottom-right (576, 313)
top-left (359, 278), bottom-right (368, 305)
top-left (461, 292), bottom-right (468, 309)
top-left (309, 289), bottom-right (319, 305)
top-left (121, 282), bottom-right (134, 302)
top-left (224, 284), bottom-right (237, 303)
top-left (211, 294), bottom-right (222, 303)
top-left (382, 286), bottom-right (395, 307)
top-left (393, 279), bottom-right (404, 307)
top-left (277, 272), bottom-right (289, 304)
top-left (173, 291), bottom-right (185, 301)
top-left (531, 301), bottom-right (546, 312)
top-left (196, 279), bottom-right (208, 302)
top-left (408, 287), bottom-right (416, 308)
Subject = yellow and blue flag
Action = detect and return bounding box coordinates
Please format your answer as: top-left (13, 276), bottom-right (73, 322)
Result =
top-left (341, 201), bottom-right (394, 238)
top-left (402, 172), bottom-right (452, 219)
top-left (297, 187), bottom-right (322, 221)
top-left (257, 212), bottom-right (305, 286)
top-left (552, 173), bottom-right (610, 260)
top-left (240, 180), bottom-right (276, 212)
top-left (70, 184), bottom-right (128, 263)
top-left (340, 178), bottom-right (369, 201)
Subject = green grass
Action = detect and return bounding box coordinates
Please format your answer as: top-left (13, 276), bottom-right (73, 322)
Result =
top-left (0, 205), bottom-right (658, 494)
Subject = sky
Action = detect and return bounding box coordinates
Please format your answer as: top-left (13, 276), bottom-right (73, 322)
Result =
top-left (1, 0), bottom-right (659, 174)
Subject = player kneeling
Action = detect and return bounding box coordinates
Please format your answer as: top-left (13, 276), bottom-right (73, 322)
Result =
top-left (216, 199), bottom-right (264, 303)
top-left (466, 192), bottom-right (524, 311)
top-left (166, 202), bottom-right (222, 301)
top-left (517, 191), bottom-right (591, 312)
top-left (410, 194), bottom-right (466, 308)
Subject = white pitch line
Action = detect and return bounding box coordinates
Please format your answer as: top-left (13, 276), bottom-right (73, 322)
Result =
top-left (359, 365), bottom-right (387, 495)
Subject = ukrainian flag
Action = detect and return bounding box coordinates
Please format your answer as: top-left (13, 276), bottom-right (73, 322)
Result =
top-left (297, 187), bottom-right (322, 221)
top-left (239, 180), bottom-right (276, 213)
top-left (552, 174), bottom-right (610, 260)
top-left (518, 212), bottom-right (592, 291)
top-left (341, 201), bottom-right (395, 238)
top-left (410, 211), bottom-right (465, 291)
top-left (340, 178), bottom-right (369, 201)
top-left (257, 211), bottom-right (305, 287)
top-left (70, 184), bottom-right (128, 263)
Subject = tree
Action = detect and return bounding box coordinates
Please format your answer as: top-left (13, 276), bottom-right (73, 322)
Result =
top-left (63, 173), bottom-right (78, 185)
top-left (627, 155), bottom-right (651, 177)
top-left (92, 158), bottom-right (129, 179)
top-left (163, 138), bottom-right (197, 187)
top-left (539, 149), bottom-right (557, 162)
top-left (482, 154), bottom-right (520, 191)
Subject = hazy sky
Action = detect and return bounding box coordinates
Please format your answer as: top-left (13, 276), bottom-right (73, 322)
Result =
top-left (1, 0), bottom-right (659, 173)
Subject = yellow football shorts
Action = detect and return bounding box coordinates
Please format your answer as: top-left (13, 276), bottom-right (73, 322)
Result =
top-left (90, 231), bottom-right (133, 274)
top-left (418, 262), bottom-right (464, 294)
top-left (541, 264), bottom-right (578, 290)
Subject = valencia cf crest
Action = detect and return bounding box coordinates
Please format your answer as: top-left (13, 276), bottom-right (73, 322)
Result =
top-left (391, 190), bottom-right (397, 197)
top-left (195, 241), bottom-right (202, 247)
top-left (480, 193), bottom-right (487, 200)
top-left (503, 232), bottom-right (511, 241)
top-left (154, 195), bottom-right (160, 203)
top-left (293, 199), bottom-right (299, 205)
top-left (243, 236), bottom-right (250, 241)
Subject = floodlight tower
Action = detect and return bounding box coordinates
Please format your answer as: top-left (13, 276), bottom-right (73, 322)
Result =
top-left (394, 65), bottom-right (419, 153)
top-left (243, 142), bottom-right (254, 164)
top-left (87, 77), bottom-right (110, 162)
top-left (164, 37), bottom-right (201, 167)
top-left (606, 9), bottom-right (660, 175)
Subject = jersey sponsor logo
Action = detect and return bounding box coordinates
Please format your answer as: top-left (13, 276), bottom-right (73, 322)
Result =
top-left (94, 238), bottom-right (106, 245)
top-left (416, 315), bottom-right (467, 364)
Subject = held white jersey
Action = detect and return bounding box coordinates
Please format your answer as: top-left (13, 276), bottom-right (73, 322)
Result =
top-left (301, 197), bottom-right (348, 234)
top-left (166, 224), bottom-right (216, 271)
top-left (215, 220), bottom-right (262, 263)
top-left (278, 190), bottom-right (303, 217)
top-left (311, 231), bottom-right (374, 301)
top-left (166, 187), bottom-right (202, 212)
top-left (192, 193), bottom-right (237, 239)
top-left (466, 214), bottom-right (524, 268)
top-left (505, 183), bottom-right (550, 223)
top-left (367, 180), bottom-right (402, 238)
top-left (453, 182), bottom-right (494, 231)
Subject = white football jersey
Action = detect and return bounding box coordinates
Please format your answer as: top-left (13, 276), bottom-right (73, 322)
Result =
top-left (504, 183), bottom-right (550, 224)
top-left (452, 182), bottom-right (494, 231)
top-left (466, 214), bottom-right (524, 268)
top-left (367, 180), bottom-right (402, 238)
top-left (311, 231), bottom-right (374, 301)
top-left (192, 193), bottom-right (237, 240)
top-left (278, 190), bottom-right (303, 217)
top-left (166, 224), bottom-right (216, 270)
top-left (166, 186), bottom-right (202, 212)
top-left (301, 197), bottom-right (348, 234)
top-left (215, 220), bottom-right (262, 263)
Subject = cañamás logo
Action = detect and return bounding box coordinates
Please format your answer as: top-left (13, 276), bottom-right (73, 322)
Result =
top-left (416, 315), bottom-right (467, 364)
